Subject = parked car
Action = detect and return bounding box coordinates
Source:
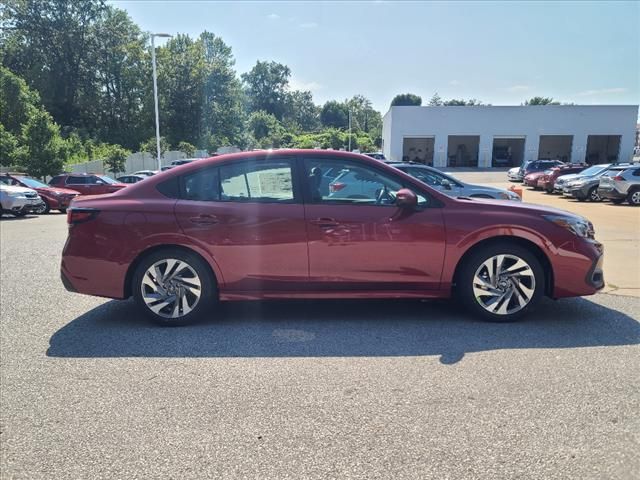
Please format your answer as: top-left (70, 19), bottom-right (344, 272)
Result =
top-left (509, 160), bottom-right (565, 182)
top-left (170, 158), bottom-right (199, 167)
top-left (597, 165), bottom-right (640, 205)
top-left (523, 170), bottom-right (551, 189)
top-left (48, 173), bottom-right (127, 196)
top-left (0, 173), bottom-right (79, 214)
top-left (363, 152), bottom-right (386, 161)
top-left (554, 163), bottom-right (611, 193)
top-left (117, 175), bottom-right (146, 184)
top-left (133, 170), bottom-right (157, 177)
top-left (0, 183), bottom-right (44, 217)
top-left (388, 163), bottom-right (521, 200)
top-left (563, 165), bottom-right (634, 202)
top-left (160, 166), bottom-right (173, 172)
top-left (536, 164), bottom-right (588, 193)
top-left (61, 149), bottom-right (604, 326)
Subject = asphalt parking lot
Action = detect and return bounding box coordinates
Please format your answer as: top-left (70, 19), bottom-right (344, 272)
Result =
top-left (1, 193), bottom-right (639, 479)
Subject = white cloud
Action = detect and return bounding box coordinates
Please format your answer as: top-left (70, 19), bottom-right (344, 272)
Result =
top-left (267, 13), bottom-right (279, 20)
top-left (299, 22), bottom-right (318, 28)
top-left (449, 79), bottom-right (462, 86)
top-left (506, 85), bottom-right (531, 92)
top-left (576, 87), bottom-right (627, 96)
top-left (289, 77), bottom-right (324, 92)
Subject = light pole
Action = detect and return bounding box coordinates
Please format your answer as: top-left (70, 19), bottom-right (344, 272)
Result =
top-left (348, 110), bottom-right (352, 152)
top-left (150, 32), bottom-right (172, 171)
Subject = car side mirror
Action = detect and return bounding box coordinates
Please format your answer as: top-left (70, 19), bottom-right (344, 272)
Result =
top-left (441, 179), bottom-right (452, 190)
top-left (396, 188), bottom-right (417, 209)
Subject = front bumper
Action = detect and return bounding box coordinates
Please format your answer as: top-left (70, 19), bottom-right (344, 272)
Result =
top-left (553, 240), bottom-right (604, 298)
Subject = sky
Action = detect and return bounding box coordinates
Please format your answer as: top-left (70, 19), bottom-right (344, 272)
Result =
top-left (112, 0), bottom-right (639, 114)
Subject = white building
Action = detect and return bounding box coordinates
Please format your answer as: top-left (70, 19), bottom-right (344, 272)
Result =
top-left (382, 105), bottom-right (639, 168)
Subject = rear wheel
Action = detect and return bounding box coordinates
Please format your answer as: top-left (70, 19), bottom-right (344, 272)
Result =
top-left (457, 242), bottom-right (544, 322)
top-left (628, 189), bottom-right (640, 206)
top-left (132, 249), bottom-right (217, 326)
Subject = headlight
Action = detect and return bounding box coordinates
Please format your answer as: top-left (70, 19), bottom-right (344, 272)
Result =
top-left (544, 215), bottom-right (594, 238)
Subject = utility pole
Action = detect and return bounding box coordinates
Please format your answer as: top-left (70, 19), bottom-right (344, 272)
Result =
top-left (150, 32), bottom-right (172, 171)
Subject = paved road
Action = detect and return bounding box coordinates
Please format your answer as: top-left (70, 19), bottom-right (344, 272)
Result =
top-left (1, 214), bottom-right (639, 479)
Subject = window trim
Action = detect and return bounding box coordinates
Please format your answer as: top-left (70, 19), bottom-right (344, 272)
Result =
top-left (178, 156), bottom-right (302, 205)
top-left (300, 156), bottom-right (442, 208)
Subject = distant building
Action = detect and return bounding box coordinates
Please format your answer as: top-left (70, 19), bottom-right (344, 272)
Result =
top-left (382, 105), bottom-right (639, 167)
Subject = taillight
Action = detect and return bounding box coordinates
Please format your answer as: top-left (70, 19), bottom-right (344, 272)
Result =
top-left (612, 175), bottom-right (624, 181)
top-left (329, 182), bottom-right (346, 193)
top-left (67, 208), bottom-right (100, 225)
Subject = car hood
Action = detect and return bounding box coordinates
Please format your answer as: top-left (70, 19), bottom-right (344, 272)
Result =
top-left (36, 186), bottom-right (80, 195)
top-left (0, 184), bottom-right (37, 195)
top-left (455, 196), bottom-right (585, 220)
top-left (508, 167), bottom-right (520, 174)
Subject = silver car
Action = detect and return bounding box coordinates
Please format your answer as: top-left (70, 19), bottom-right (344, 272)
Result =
top-left (390, 163), bottom-right (521, 200)
top-left (554, 163), bottom-right (611, 193)
top-left (597, 165), bottom-right (640, 205)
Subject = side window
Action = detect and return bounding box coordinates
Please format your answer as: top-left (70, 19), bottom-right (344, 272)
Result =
top-left (304, 158), bottom-right (425, 206)
top-left (632, 169), bottom-right (640, 177)
top-left (220, 160), bottom-right (294, 203)
top-left (49, 176), bottom-right (62, 185)
top-left (66, 176), bottom-right (87, 185)
top-left (183, 168), bottom-right (220, 201)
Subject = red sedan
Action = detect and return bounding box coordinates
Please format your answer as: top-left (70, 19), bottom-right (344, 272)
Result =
top-left (49, 173), bottom-right (127, 196)
top-left (61, 150), bottom-right (604, 325)
top-left (0, 173), bottom-right (79, 213)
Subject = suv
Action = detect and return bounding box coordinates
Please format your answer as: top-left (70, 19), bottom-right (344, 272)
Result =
top-left (509, 160), bottom-right (564, 182)
top-left (49, 173), bottom-right (127, 196)
top-left (597, 165), bottom-right (640, 205)
top-left (536, 164), bottom-right (588, 193)
top-left (0, 173), bottom-right (79, 214)
top-left (554, 164), bottom-right (611, 193)
top-left (0, 183), bottom-right (44, 217)
top-left (564, 164), bottom-right (634, 202)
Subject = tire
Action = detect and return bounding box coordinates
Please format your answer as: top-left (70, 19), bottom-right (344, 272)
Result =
top-left (132, 248), bottom-right (217, 326)
top-left (12, 209), bottom-right (27, 217)
top-left (35, 199), bottom-right (50, 215)
top-left (456, 242), bottom-right (545, 322)
top-left (587, 186), bottom-right (601, 202)
top-left (628, 189), bottom-right (640, 206)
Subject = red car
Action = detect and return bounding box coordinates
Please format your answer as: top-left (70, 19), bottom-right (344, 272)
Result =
top-left (61, 150), bottom-right (604, 325)
top-left (0, 173), bottom-right (79, 214)
top-left (522, 170), bottom-right (548, 189)
top-left (536, 164), bottom-right (588, 193)
top-left (49, 173), bottom-right (127, 196)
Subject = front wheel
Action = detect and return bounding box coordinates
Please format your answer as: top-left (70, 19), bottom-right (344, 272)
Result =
top-left (35, 200), bottom-right (50, 215)
top-left (132, 249), bottom-right (217, 326)
top-left (588, 186), bottom-right (601, 202)
top-left (456, 243), bottom-right (544, 322)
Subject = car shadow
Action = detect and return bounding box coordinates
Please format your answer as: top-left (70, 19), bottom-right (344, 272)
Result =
top-left (47, 297), bottom-right (639, 364)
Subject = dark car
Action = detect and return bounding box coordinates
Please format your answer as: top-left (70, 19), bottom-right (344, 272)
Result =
top-left (0, 173), bottom-right (79, 214)
top-left (520, 160), bottom-right (565, 181)
top-left (116, 175), bottom-right (146, 184)
top-left (49, 173), bottom-right (127, 196)
top-left (61, 150), bottom-right (604, 326)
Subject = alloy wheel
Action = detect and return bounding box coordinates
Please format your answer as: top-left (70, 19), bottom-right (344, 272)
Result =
top-left (472, 254), bottom-right (536, 315)
top-left (589, 188), bottom-right (600, 201)
top-left (140, 258), bottom-right (202, 318)
top-left (631, 191), bottom-right (640, 205)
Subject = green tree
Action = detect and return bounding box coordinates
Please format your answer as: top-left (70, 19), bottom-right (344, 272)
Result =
top-left (320, 100), bottom-right (349, 129)
top-left (0, 124), bottom-right (20, 166)
top-left (241, 60), bottom-right (291, 120)
top-left (103, 145), bottom-right (130, 174)
top-left (390, 93), bottom-right (422, 107)
top-left (177, 141), bottom-right (196, 156)
top-left (285, 90), bottom-right (320, 131)
top-left (1, 0), bottom-right (106, 129)
top-left (247, 110), bottom-right (284, 148)
top-left (524, 97), bottom-right (560, 105)
top-left (428, 93), bottom-right (443, 106)
top-left (18, 109), bottom-right (67, 178)
top-left (140, 136), bottom-right (170, 158)
top-left (0, 67), bottom-right (40, 135)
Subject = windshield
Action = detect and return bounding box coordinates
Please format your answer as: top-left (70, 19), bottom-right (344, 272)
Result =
top-left (98, 175), bottom-right (118, 184)
top-left (580, 165), bottom-right (607, 176)
top-left (16, 176), bottom-right (48, 188)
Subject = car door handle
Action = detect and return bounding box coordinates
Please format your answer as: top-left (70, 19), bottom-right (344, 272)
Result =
top-left (311, 217), bottom-right (339, 228)
top-left (189, 214), bottom-right (219, 225)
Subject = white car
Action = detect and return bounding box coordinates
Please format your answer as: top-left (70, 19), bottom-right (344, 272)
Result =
top-left (133, 170), bottom-right (157, 177)
top-left (507, 167), bottom-right (522, 181)
top-left (0, 183), bottom-right (44, 217)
